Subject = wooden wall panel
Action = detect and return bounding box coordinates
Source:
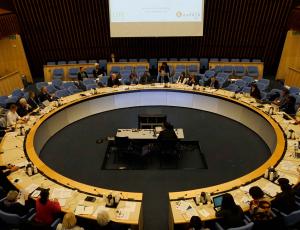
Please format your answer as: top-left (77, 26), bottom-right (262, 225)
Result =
top-left (0, 34), bottom-right (32, 82)
top-left (0, 13), bottom-right (19, 38)
top-left (12, 0), bottom-right (295, 79)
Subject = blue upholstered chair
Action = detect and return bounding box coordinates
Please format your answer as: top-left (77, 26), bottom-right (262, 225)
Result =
top-left (52, 68), bottom-right (64, 80)
top-left (55, 89), bottom-right (70, 98)
top-left (36, 82), bottom-right (49, 91)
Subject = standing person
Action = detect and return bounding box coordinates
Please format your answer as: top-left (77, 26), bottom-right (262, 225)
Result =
top-left (158, 62), bottom-right (170, 83)
top-left (77, 67), bottom-right (88, 82)
top-left (93, 63), bottom-right (105, 78)
top-left (27, 91), bottom-right (40, 110)
top-left (34, 189), bottom-right (61, 225)
top-left (107, 73), bottom-right (121, 88)
top-left (110, 53), bottom-right (116, 63)
top-left (215, 193), bottom-right (244, 228)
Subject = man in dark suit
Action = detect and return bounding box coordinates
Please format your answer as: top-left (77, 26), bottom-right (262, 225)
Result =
top-left (38, 87), bottom-right (53, 103)
top-left (158, 122), bottom-right (178, 142)
top-left (77, 66), bottom-right (88, 81)
top-left (107, 73), bottom-right (121, 87)
top-left (0, 190), bottom-right (30, 216)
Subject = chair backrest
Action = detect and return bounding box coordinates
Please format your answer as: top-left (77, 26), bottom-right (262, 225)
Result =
top-left (129, 58), bottom-right (138, 62)
top-left (52, 79), bottom-right (63, 89)
top-left (123, 66), bottom-right (133, 71)
top-left (119, 59), bottom-right (127, 62)
top-left (205, 70), bottom-right (216, 78)
top-left (69, 68), bottom-right (79, 75)
top-left (235, 66), bottom-right (245, 73)
top-left (46, 85), bottom-right (57, 94)
top-left (242, 86), bottom-right (251, 93)
top-left (256, 82), bottom-right (267, 91)
top-left (231, 58), bottom-right (240, 62)
top-left (62, 82), bottom-right (75, 89)
top-left (47, 61), bottom-right (56, 65)
top-left (252, 59), bottom-right (262, 62)
top-left (83, 79), bottom-right (95, 85)
top-left (188, 65), bottom-right (198, 73)
top-left (100, 75), bottom-right (109, 86)
top-left (189, 58), bottom-right (198, 61)
top-left (228, 222), bottom-right (254, 230)
top-left (68, 61), bottom-right (77, 64)
top-left (247, 66), bottom-right (258, 73)
top-left (242, 76), bottom-right (254, 84)
top-left (57, 61), bottom-right (66, 65)
top-left (235, 79), bottom-right (246, 88)
top-left (169, 58), bottom-right (178, 61)
top-left (85, 67), bottom-right (94, 74)
top-left (257, 79), bottom-right (270, 86)
top-left (179, 58), bottom-right (188, 61)
top-left (12, 89), bottom-right (24, 99)
top-left (226, 84), bottom-right (239, 92)
top-left (111, 66), bottom-right (121, 73)
top-left (220, 58), bottom-right (229, 62)
top-left (210, 58), bottom-right (219, 62)
top-left (283, 209), bottom-right (300, 226)
top-left (289, 86), bottom-right (300, 95)
top-left (55, 89), bottom-right (70, 98)
top-left (223, 65), bottom-right (233, 73)
top-left (36, 82), bottom-right (49, 91)
top-left (99, 59), bottom-right (107, 69)
top-left (139, 58), bottom-right (147, 62)
top-left (78, 60), bottom-right (87, 64)
top-left (67, 86), bottom-right (82, 94)
top-left (0, 208), bottom-right (23, 225)
top-left (85, 84), bottom-right (97, 90)
top-left (88, 60), bottom-right (97, 63)
top-left (241, 59), bottom-right (250, 62)
top-left (214, 65), bottom-right (223, 72)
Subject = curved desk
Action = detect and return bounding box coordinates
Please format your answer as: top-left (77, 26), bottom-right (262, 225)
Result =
top-left (1, 84), bottom-right (298, 230)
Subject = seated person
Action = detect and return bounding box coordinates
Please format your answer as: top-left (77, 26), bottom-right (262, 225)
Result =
top-left (187, 216), bottom-right (210, 230)
top-left (6, 104), bottom-right (24, 127)
top-left (250, 83), bottom-right (261, 100)
top-left (0, 190), bottom-right (30, 216)
top-left (249, 186), bottom-right (273, 222)
top-left (0, 164), bottom-right (19, 194)
top-left (96, 210), bottom-right (122, 230)
top-left (205, 76), bottom-right (219, 89)
top-left (271, 178), bottom-right (298, 214)
top-left (39, 86), bottom-right (53, 103)
top-left (107, 73), bottom-right (121, 88)
top-left (56, 212), bottom-right (84, 230)
top-left (273, 87), bottom-right (289, 106)
top-left (158, 122), bottom-right (178, 142)
top-left (129, 72), bottom-right (138, 85)
top-left (280, 95), bottom-right (296, 115)
top-left (177, 72), bottom-right (188, 84)
top-left (215, 193), bottom-right (244, 228)
top-left (35, 188), bottom-right (61, 225)
top-left (93, 63), bottom-right (105, 78)
top-left (139, 71), bottom-right (151, 85)
top-left (27, 91), bottom-right (40, 110)
top-left (186, 75), bottom-right (198, 86)
top-left (17, 98), bottom-right (32, 117)
top-left (77, 66), bottom-right (88, 81)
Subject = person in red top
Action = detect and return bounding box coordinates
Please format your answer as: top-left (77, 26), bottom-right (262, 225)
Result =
top-left (35, 188), bottom-right (61, 225)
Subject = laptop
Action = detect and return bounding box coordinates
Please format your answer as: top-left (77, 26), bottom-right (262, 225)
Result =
top-left (213, 194), bottom-right (224, 212)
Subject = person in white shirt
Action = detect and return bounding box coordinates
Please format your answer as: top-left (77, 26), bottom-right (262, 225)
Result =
top-left (56, 212), bottom-right (84, 230)
top-left (6, 104), bottom-right (22, 127)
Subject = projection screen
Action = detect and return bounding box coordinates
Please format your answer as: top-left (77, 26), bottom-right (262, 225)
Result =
top-left (109, 0), bottom-right (205, 37)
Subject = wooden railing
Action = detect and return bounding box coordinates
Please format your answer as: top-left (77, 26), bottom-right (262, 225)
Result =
top-left (285, 66), bottom-right (300, 87)
top-left (0, 71), bottom-right (23, 96)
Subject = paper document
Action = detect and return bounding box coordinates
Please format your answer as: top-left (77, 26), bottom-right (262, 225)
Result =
top-left (25, 184), bottom-right (39, 194)
top-left (75, 205), bottom-right (94, 215)
top-left (115, 208), bottom-right (130, 220)
top-left (125, 202), bottom-right (136, 212)
top-left (51, 188), bottom-right (73, 199)
top-left (198, 209), bottom-right (210, 217)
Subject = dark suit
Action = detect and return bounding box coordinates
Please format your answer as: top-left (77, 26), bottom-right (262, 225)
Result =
top-left (205, 78), bottom-right (220, 89)
top-left (77, 71), bottom-right (88, 81)
top-left (271, 190), bottom-right (298, 214)
top-left (28, 97), bottom-right (39, 110)
top-left (0, 200), bottom-right (29, 216)
top-left (39, 93), bottom-right (52, 103)
top-left (107, 77), bottom-right (121, 87)
top-left (93, 68), bottom-right (104, 78)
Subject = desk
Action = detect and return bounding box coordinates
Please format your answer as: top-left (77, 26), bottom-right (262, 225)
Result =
top-left (43, 63), bottom-right (95, 82)
top-left (107, 62), bottom-right (149, 75)
top-left (1, 84), bottom-right (294, 230)
top-left (285, 66), bottom-right (300, 87)
top-left (0, 71), bottom-right (23, 96)
top-left (209, 61), bottom-right (264, 79)
top-left (116, 128), bottom-right (184, 140)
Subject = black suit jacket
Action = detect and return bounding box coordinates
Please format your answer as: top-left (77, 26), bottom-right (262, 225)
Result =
top-left (0, 200), bottom-right (29, 216)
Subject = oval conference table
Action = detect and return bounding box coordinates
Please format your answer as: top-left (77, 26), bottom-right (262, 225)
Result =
top-left (0, 83), bottom-right (299, 230)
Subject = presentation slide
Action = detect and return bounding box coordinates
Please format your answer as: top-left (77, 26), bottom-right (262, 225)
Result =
top-left (109, 0), bottom-right (204, 37)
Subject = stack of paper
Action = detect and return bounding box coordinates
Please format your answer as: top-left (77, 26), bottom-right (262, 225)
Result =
top-left (115, 208), bottom-right (130, 220)
top-left (25, 184), bottom-right (39, 194)
top-left (51, 188), bottom-right (73, 199)
top-left (74, 205), bottom-right (94, 215)
top-left (262, 183), bottom-right (281, 197)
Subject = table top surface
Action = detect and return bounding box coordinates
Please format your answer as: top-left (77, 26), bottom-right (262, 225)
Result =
top-left (0, 83), bottom-right (296, 225)
top-left (116, 128), bottom-right (184, 139)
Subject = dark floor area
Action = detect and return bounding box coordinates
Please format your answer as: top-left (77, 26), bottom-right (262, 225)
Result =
top-left (39, 106), bottom-right (271, 230)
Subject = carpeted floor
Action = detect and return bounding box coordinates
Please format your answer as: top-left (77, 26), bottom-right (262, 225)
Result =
top-left (39, 106), bottom-right (271, 230)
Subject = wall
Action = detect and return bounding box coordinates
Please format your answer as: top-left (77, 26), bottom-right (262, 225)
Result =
top-left (12, 0), bottom-right (295, 79)
top-left (0, 34), bottom-right (32, 82)
top-left (276, 30), bottom-right (300, 80)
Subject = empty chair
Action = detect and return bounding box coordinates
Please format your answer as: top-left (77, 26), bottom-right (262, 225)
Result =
top-left (11, 89), bottom-right (24, 99)
top-left (78, 60), bottom-right (87, 64)
top-left (234, 66), bottom-right (246, 77)
top-left (225, 84), bottom-right (239, 92)
top-left (252, 59), bottom-right (262, 62)
top-left (135, 65), bottom-right (146, 72)
top-left (129, 58), bottom-right (138, 62)
top-left (256, 82), bottom-right (268, 91)
top-left (216, 73), bottom-right (229, 88)
top-left (257, 78), bottom-right (270, 87)
top-left (47, 61), bottom-right (56, 65)
top-left (247, 66), bottom-right (259, 78)
top-left (123, 66), bottom-right (133, 71)
top-left (0, 96), bottom-right (8, 108)
top-left (119, 59), bottom-right (127, 62)
top-left (36, 82), bottom-right (48, 91)
top-left (52, 68), bottom-right (64, 79)
top-left (188, 65), bottom-right (198, 73)
top-left (67, 85), bottom-right (82, 94)
top-left (99, 75), bottom-right (109, 86)
top-left (288, 86), bottom-right (300, 95)
top-left (169, 58), bottom-right (178, 61)
top-left (139, 58), bottom-right (147, 62)
top-left (61, 81), bottom-right (76, 89)
top-left (88, 60), bottom-right (97, 63)
top-left (68, 60), bottom-right (77, 64)
top-left (280, 209), bottom-right (300, 227)
top-left (55, 89), bottom-right (70, 98)
top-left (85, 83), bottom-right (98, 90)
top-left (46, 85), bottom-right (57, 94)
top-left (149, 58), bottom-right (157, 68)
top-left (0, 208), bottom-right (35, 228)
top-left (111, 66), bottom-right (121, 73)
top-left (68, 68), bottom-right (79, 80)
top-left (200, 58), bottom-right (209, 69)
top-left (85, 67), bottom-right (94, 78)
top-left (214, 65), bottom-right (223, 73)
top-left (231, 58), bottom-right (240, 62)
top-left (189, 58), bottom-right (198, 61)
top-left (242, 76), bottom-right (254, 85)
top-left (242, 86), bottom-right (251, 94)
top-left (99, 59), bottom-right (107, 69)
top-left (241, 59), bottom-right (250, 62)
top-left (52, 79), bottom-right (63, 89)
top-left (235, 79), bottom-right (246, 90)
top-left (220, 58), bottom-right (229, 62)
top-left (179, 58), bottom-right (188, 61)
top-left (57, 61), bottom-right (66, 65)
top-left (260, 91), bottom-right (267, 100)
top-left (267, 89), bottom-right (282, 100)
top-left (223, 65), bottom-right (234, 75)
top-left (215, 221), bottom-right (254, 230)
top-left (175, 65), bottom-right (186, 72)
top-left (210, 58), bottom-right (219, 62)
top-left (159, 58), bottom-right (168, 61)
top-left (204, 70), bottom-right (216, 79)
top-left (83, 78), bottom-right (96, 86)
